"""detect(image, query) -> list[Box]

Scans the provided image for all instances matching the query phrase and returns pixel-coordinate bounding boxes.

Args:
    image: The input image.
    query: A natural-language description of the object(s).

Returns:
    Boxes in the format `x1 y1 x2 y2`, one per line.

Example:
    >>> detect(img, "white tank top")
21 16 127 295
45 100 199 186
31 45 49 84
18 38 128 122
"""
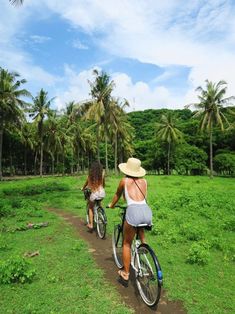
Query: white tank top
124 179 147 206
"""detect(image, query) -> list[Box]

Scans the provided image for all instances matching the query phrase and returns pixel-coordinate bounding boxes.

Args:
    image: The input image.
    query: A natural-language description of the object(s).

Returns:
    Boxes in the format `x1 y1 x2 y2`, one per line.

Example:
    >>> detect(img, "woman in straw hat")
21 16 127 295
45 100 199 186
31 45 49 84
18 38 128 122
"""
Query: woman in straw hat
109 157 152 287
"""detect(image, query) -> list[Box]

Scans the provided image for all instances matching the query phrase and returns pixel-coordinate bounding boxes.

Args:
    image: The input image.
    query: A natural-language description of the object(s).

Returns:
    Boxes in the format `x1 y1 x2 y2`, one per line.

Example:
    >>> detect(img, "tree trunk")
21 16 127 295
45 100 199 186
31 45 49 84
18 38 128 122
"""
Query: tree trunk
9 140 13 177
114 132 118 175
24 148 27 176
167 141 171 175
34 151 38 175
209 128 213 178
62 148 65 176
105 134 109 173
40 138 43 177
97 128 100 162
0 128 3 181
77 146 80 173
51 153 55 176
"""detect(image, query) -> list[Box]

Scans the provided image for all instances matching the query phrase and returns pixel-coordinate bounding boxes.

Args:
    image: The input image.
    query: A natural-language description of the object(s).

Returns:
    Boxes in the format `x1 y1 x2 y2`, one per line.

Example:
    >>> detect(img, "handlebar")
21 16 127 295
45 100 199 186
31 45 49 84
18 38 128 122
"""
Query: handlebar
106 205 127 209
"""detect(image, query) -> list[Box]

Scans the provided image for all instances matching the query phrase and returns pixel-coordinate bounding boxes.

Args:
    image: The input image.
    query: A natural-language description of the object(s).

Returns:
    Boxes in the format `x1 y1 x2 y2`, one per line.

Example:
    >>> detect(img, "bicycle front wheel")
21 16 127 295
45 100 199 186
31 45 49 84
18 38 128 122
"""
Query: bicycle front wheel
112 224 123 269
96 207 106 239
134 243 162 307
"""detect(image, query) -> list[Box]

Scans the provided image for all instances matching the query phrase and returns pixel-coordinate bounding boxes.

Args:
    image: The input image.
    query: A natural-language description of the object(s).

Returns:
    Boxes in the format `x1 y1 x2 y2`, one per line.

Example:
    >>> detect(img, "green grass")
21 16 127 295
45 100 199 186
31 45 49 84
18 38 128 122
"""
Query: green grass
1 175 235 314
0 178 132 314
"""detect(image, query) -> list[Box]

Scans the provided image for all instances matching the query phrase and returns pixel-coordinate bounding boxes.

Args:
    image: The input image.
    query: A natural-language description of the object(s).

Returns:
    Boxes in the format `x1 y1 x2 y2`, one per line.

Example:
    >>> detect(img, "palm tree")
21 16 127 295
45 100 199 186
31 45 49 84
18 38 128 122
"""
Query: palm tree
44 112 63 175
29 89 55 177
109 98 132 173
19 122 34 175
9 0 24 6
86 69 115 171
188 80 235 178
0 68 31 180
155 112 183 175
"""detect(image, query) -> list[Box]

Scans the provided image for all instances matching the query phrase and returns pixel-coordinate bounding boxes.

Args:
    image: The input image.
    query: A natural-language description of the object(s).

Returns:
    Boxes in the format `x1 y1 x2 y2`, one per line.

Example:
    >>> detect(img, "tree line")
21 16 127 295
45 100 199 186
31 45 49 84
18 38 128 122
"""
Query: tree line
0 67 235 180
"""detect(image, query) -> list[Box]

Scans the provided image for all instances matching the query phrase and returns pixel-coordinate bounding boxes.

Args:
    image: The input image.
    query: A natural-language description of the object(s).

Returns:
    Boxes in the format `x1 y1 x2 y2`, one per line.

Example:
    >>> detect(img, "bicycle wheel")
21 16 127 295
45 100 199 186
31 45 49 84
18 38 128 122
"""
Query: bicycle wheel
134 243 162 307
112 224 123 269
96 207 106 239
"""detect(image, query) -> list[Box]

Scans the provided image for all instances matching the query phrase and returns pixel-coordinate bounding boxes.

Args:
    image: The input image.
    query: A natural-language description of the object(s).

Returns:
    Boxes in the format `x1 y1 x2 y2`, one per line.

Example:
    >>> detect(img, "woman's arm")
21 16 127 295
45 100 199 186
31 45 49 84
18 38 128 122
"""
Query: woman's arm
82 177 88 190
109 178 125 208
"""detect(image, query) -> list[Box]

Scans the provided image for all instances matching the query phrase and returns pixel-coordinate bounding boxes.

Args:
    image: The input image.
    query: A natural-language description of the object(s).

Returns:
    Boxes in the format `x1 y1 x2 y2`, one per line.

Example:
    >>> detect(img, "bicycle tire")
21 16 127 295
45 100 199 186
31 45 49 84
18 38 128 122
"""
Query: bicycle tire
112 224 123 269
96 207 106 239
134 243 162 307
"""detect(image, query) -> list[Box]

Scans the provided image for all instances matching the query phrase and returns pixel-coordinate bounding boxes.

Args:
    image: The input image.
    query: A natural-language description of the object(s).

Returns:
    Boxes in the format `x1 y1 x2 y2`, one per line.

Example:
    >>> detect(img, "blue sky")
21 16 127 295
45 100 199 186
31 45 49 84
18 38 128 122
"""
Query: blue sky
1 0 235 111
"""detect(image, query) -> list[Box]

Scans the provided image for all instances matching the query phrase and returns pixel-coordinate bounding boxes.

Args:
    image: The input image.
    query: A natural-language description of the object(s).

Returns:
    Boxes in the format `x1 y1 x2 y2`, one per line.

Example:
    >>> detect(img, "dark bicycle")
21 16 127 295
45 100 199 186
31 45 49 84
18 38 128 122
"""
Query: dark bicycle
112 205 163 307
83 188 107 239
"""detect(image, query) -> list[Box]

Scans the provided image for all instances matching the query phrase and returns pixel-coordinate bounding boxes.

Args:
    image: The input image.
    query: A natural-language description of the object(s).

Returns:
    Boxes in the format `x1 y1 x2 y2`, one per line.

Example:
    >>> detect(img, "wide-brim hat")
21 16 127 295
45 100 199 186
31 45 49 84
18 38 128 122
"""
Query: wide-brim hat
118 158 146 177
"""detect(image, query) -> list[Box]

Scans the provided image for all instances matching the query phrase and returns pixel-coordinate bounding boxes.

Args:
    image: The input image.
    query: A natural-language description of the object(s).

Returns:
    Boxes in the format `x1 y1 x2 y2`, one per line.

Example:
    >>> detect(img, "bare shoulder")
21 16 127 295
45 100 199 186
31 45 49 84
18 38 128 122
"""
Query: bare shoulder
119 178 126 187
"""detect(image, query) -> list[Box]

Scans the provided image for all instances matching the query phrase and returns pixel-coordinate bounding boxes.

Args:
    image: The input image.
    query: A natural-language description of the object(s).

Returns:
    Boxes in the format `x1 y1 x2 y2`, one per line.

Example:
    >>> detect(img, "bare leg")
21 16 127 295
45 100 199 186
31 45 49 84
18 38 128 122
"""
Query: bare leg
139 228 146 244
88 200 94 229
121 221 136 279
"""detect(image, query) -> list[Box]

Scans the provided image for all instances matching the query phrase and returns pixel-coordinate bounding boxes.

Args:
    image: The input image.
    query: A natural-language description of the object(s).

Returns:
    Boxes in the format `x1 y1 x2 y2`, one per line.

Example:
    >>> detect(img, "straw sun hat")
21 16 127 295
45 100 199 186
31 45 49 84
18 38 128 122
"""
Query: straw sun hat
118 158 146 177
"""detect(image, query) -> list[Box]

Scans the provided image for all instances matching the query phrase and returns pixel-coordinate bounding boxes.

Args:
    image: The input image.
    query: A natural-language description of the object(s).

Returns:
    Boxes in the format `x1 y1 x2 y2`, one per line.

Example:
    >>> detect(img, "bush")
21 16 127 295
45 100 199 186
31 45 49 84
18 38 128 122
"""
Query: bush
0 199 13 218
0 256 36 284
180 223 206 241
2 182 70 197
186 242 210 265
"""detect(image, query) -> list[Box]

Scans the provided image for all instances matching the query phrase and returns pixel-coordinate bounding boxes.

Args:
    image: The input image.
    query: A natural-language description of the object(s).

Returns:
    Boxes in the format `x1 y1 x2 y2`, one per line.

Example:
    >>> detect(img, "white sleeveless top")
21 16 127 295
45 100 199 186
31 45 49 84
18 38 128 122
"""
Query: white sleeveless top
124 178 147 206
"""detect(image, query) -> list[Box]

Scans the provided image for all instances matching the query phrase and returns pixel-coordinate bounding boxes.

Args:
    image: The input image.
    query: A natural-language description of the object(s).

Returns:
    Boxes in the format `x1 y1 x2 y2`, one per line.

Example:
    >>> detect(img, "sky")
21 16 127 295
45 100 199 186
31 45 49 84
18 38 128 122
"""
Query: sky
0 0 235 111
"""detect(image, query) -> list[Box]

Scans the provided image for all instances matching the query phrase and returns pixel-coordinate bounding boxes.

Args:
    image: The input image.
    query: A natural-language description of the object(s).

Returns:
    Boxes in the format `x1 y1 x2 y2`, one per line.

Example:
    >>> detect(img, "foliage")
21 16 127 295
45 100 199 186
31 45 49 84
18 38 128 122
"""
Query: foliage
214 153 235 175
186 242 210 265
0 256 36 284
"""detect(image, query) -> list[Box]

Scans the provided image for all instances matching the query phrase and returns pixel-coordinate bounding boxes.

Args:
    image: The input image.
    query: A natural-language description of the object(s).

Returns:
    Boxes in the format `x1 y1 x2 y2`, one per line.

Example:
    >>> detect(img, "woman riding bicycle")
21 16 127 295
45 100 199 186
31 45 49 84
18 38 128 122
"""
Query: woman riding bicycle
109 157 152 286
82 161 105 231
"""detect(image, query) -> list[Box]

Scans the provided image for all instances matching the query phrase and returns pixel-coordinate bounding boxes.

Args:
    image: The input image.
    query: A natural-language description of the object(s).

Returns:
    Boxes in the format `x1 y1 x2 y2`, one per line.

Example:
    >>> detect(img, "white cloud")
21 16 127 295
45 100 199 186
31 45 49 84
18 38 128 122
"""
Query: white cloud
30 35 51 44
1 0 235 109
54 67 182 111
72 39 88 50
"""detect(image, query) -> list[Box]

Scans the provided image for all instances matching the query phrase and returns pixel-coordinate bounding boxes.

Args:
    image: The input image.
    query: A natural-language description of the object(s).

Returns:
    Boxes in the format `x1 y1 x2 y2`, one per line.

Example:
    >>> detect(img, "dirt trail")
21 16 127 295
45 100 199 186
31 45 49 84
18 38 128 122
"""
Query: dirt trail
47 208 186 314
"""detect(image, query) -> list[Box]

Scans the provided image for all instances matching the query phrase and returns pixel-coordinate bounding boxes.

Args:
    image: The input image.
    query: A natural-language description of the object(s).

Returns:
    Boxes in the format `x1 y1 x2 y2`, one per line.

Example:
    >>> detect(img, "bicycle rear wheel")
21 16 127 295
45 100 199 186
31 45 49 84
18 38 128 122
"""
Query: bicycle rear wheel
112 224 123 269
96 207 106 239
134 243 162 307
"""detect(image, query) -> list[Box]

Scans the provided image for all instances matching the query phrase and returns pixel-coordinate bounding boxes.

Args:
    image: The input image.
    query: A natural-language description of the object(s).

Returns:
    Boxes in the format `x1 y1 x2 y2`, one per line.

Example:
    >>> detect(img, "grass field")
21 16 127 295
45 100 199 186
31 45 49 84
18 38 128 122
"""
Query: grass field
0 175 235 314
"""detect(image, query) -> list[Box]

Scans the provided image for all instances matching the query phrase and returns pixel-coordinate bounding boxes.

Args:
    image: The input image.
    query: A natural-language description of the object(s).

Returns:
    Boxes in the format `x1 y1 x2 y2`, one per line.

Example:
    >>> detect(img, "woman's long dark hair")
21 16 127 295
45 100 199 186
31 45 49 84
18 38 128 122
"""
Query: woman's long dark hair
88 161 103 190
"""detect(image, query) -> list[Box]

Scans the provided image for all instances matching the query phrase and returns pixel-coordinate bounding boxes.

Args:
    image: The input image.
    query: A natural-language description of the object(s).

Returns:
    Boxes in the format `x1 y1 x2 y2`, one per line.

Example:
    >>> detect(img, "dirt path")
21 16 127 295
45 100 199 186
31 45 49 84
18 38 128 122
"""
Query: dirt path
47 208 186 314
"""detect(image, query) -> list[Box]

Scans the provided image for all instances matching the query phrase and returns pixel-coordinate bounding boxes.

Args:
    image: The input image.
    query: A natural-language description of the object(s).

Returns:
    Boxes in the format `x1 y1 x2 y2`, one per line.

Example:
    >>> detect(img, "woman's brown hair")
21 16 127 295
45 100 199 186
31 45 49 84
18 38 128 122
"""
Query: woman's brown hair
88 161 103 190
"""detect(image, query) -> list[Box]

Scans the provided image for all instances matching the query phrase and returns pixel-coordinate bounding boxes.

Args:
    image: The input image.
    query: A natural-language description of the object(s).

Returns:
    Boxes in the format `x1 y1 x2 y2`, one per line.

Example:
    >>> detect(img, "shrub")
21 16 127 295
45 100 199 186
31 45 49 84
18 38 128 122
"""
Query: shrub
2 182 70 197
180 223 206 241
0 199 13 218
186 242 210 265
0 256 36 284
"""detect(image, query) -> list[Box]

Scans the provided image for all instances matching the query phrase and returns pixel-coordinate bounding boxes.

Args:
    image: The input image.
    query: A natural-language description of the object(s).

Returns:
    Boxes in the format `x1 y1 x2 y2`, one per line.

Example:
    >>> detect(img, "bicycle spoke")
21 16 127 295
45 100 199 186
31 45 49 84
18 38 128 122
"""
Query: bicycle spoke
135 244 161 307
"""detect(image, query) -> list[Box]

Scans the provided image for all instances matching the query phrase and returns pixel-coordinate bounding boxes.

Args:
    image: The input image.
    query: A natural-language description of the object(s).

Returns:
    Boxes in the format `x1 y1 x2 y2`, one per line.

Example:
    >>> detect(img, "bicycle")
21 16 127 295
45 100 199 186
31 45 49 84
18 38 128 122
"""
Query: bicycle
83 188 107 239
111 205 163 307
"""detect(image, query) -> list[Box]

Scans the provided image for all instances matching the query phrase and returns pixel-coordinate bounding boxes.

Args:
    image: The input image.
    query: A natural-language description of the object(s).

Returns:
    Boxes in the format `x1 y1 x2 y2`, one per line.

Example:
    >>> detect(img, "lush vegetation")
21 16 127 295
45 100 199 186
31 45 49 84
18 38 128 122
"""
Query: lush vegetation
1 67 235 179
0 177 132 314
1 175 234 313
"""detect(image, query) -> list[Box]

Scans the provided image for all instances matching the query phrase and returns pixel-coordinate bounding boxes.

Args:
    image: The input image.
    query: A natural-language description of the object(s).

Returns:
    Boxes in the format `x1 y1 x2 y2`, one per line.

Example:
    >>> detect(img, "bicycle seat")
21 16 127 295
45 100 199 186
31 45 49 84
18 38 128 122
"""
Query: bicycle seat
136 224 152 231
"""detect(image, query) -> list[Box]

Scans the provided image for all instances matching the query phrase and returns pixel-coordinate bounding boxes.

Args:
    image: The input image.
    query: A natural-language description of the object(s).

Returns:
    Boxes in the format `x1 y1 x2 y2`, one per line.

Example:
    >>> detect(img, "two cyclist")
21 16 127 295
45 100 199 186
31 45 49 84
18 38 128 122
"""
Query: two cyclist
82 161 105 231
108 158 152 287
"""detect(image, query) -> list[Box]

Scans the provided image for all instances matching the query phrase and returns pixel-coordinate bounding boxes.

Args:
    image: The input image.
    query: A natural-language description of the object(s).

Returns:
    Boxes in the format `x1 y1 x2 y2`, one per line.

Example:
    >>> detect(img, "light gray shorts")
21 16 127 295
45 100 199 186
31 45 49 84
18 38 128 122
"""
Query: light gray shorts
126 204 152 227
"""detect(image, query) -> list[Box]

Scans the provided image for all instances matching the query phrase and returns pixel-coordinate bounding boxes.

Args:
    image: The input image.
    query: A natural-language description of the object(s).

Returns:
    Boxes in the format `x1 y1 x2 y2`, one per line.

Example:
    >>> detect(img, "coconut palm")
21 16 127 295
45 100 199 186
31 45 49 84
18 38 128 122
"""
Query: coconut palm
86 69 115 171
44 112 63 175
9 0 24 6
109 98 132 173
29 89 55 177
156 113 183 175
19 122 35 175
0 68 31 180
189 80 235 178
